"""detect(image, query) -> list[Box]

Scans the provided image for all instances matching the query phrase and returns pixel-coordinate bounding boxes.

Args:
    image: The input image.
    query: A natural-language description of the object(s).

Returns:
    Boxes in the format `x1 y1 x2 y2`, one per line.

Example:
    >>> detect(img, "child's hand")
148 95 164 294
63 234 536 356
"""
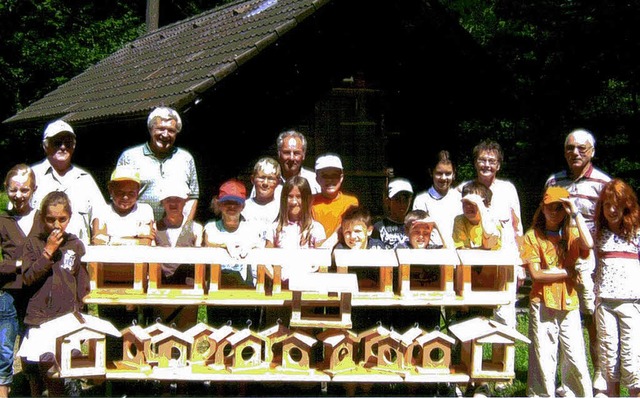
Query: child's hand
45 228 64 254
462 194 487 212
559 198 577 216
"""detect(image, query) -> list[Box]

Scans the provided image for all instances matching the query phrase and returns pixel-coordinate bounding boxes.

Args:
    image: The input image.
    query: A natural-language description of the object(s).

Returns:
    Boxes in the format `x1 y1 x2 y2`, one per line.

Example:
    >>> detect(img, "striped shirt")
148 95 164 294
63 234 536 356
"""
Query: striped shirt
545 164 611 233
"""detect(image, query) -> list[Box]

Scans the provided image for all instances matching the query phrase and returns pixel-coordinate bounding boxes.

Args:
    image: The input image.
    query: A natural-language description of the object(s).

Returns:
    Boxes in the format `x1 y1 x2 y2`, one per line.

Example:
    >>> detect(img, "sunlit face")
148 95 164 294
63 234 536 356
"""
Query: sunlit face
44 203 70 234
45 132 75 170
564 134 593 173
109 180 139 215
342 220 370 249
602 200 623 228
218 200 243 222
408 222 434 249
6 173 35 214
432 162 454 195
252 170 279 202
462 198 481 224
149 118 178 156
162 196 187 218
279 137 305 178
474 150 500 181
542 202 567 230
287 186 303 222
387 192 412 222
316 168 343 199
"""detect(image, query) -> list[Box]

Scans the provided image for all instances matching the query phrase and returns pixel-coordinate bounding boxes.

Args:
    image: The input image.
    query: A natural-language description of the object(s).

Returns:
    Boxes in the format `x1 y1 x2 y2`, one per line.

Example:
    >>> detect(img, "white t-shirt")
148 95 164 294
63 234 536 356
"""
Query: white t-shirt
93 202 154 238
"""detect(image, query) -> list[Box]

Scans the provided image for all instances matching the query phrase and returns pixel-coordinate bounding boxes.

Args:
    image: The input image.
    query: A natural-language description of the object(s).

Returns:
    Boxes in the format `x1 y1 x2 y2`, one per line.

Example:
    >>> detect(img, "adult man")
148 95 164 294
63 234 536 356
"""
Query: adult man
545 128 611 394
251 130 321 200
117 107 199 222
31 120 106 244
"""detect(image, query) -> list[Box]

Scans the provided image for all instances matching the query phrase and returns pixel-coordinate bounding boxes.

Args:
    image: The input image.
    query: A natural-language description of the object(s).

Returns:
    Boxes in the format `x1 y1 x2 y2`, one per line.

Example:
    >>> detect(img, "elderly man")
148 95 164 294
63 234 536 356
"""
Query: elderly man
545 128 611 395
250 130 320 199
31 120 106 244
117 107 199 222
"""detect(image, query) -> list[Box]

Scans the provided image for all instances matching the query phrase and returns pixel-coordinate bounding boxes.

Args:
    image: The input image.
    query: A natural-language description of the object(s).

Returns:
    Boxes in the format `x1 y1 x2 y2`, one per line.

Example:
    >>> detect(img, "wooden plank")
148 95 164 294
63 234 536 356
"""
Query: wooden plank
455 249 522 266
288 273 358 294
333 249 398 267
395 248 460 266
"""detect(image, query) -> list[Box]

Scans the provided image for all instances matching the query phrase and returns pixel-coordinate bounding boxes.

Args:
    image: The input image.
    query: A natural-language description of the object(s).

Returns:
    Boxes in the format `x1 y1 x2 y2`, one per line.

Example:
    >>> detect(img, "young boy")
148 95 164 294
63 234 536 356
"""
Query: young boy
203 179 263 327
372 178 414 249
242 157 282 236
311 153 359 248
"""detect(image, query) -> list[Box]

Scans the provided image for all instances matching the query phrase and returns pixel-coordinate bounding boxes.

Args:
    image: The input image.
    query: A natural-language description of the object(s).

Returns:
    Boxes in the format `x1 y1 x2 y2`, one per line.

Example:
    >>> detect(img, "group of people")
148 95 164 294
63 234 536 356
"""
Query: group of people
0 105 637 398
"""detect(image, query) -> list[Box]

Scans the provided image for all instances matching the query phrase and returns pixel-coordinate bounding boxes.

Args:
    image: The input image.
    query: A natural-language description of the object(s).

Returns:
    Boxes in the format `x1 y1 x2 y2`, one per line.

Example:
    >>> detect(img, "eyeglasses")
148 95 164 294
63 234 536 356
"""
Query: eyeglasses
565 144 592 155
49 137 75 148
476 157 498 166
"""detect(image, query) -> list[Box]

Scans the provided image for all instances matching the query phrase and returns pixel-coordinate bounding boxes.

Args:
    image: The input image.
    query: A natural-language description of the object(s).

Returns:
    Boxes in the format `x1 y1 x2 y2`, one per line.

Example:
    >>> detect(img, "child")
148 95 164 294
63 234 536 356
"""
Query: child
523 186 593 397
91 165 155 246
266 176 326 277
0 164 39 397
203 179 263 327
311 153 359 248
372 178 414 249
153 180 203 330
242 157 282 230
333 205 385 331
90 166 155 327
593 179 640 397
18 191 89 396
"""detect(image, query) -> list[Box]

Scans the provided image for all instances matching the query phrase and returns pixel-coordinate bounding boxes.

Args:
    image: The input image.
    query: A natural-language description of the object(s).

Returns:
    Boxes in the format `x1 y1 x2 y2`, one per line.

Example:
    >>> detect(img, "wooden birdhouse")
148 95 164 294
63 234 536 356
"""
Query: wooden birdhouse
120 324 152 367
226 327 268 372
317 329 360 375
357 323 392 368
281 331 317 372
333 249 397 298
395 248 458 299
39 312 121 378
83 245 148 297
374 325 423 374
146 247 207 297
184 322 218 364
144 323 194 368
210 324 237 370
455 249 520 305
259 320 291 366
414 329 456 374
448 317 530 380
289 273 358 329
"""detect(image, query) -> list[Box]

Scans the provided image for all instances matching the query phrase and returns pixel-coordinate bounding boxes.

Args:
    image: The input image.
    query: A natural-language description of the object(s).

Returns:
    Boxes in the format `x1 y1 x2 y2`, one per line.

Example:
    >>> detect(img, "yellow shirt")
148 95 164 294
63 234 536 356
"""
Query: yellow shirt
452 215 502 250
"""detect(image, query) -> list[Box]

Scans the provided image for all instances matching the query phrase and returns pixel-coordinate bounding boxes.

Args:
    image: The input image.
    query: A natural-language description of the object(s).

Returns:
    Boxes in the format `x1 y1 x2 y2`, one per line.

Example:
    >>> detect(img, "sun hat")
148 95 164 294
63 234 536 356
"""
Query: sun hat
43 120 75 140
315 154 343 171
218 179 247 204
159 180 190 200
388 178 413 198
109 166 140 185
543 186 570 204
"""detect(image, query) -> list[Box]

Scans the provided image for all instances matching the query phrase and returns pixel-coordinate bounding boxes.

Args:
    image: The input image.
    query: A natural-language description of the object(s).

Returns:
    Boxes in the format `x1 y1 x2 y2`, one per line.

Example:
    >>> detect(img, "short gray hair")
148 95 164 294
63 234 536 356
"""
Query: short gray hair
565 128 595 147
276 130 307 153
147 107 182 133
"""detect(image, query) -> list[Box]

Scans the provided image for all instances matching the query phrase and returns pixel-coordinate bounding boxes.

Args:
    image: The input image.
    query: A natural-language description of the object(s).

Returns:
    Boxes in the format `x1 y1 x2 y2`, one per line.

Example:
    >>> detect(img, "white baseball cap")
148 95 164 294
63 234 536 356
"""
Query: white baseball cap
315 154 343 171
43 120 75 140
159 180 190 200
388 178 413 198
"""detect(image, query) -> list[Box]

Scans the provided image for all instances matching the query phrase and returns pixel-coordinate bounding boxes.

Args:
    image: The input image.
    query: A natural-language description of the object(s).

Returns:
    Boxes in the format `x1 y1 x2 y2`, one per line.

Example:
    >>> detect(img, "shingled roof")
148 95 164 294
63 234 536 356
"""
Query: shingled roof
4 0 329 126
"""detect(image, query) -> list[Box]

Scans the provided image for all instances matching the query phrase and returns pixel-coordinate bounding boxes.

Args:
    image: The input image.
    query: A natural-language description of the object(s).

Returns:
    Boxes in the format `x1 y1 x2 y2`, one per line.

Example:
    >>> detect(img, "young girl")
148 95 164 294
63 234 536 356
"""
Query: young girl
523 186 593 397
266 175 326 252
0 164 39 397
18 190 89 396
593 179 640 397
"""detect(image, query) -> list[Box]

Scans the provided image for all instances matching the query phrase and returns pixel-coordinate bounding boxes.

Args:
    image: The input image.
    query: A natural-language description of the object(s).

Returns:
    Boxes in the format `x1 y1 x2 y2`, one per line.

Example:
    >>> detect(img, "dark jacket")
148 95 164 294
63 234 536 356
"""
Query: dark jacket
0 210 41 289
22 231 89 326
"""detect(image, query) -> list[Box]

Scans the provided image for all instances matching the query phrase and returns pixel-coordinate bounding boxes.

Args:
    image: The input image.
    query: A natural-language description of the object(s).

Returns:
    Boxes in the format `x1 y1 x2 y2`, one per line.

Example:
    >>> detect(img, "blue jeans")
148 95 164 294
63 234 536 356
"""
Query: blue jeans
0 291 18 386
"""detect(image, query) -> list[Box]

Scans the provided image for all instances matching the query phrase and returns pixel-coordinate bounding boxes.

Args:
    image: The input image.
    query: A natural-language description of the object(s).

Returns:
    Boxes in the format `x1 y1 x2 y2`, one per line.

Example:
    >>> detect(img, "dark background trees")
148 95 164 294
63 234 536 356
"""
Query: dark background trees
0 0 638 223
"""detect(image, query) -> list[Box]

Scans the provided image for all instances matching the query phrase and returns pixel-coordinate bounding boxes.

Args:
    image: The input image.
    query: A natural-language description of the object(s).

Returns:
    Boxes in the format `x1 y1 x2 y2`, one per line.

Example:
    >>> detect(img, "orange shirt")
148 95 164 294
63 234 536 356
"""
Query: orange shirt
311 192 359 237
521 227 588 311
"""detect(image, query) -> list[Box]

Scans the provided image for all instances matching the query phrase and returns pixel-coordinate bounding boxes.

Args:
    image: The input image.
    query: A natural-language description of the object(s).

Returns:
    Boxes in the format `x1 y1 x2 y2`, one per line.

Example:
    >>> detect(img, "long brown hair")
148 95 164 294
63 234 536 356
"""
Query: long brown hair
595 178 640 242
275 176 315 247
530 190 571 261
